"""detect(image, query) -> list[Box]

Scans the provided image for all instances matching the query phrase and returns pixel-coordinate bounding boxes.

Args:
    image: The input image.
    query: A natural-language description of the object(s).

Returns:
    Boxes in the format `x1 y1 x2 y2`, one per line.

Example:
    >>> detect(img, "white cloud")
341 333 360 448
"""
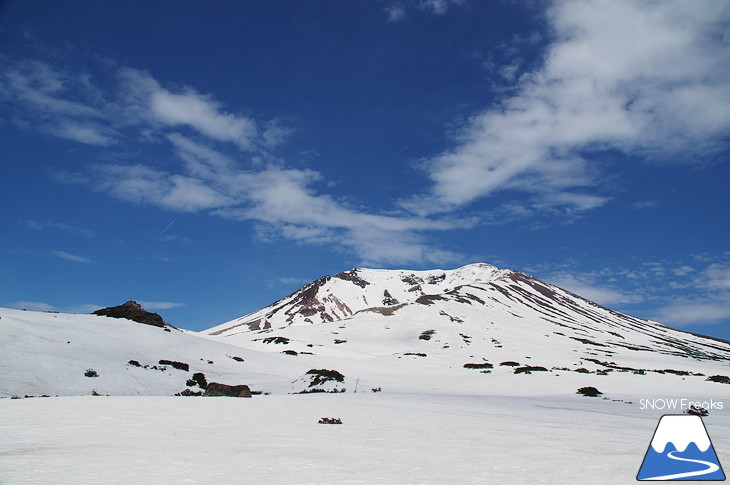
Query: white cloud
385 4 407 22
407 0 730 215
5 301 103 314
51 250 93 264
6 301 58 312
419 0 463 15
137 301 186 311
546 272 642 306
50 124 114 146
672 265 695 277
63 132 467 265
150 90 257 150
652 297 730 326
25 220 95 238
383 0 463 22
701 263 730 291
0 59 118 146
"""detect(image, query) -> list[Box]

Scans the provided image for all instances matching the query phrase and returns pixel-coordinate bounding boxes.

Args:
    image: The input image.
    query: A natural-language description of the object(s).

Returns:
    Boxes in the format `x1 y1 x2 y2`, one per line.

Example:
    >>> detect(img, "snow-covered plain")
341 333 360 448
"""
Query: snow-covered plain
2 264 729 483
4 392 728 484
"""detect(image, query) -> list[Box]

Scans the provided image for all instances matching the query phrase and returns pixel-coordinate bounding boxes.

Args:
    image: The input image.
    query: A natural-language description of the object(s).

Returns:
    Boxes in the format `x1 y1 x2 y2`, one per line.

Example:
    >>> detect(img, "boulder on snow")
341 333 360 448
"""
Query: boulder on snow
204 382 252 398
93 301 175 329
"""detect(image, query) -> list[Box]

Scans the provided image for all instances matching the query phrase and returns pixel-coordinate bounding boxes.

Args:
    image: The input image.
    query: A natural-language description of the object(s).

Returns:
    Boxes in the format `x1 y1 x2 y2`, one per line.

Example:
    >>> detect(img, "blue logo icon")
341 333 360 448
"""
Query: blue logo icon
637 414 725 481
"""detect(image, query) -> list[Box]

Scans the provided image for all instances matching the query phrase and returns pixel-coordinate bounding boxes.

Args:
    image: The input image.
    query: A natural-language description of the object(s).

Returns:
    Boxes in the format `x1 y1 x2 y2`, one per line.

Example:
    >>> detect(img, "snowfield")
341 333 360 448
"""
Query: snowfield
3 392 728 484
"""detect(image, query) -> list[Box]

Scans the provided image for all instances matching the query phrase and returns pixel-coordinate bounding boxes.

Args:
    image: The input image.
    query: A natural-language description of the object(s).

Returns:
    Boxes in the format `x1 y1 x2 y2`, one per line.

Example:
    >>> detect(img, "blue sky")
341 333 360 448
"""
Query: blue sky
2 0 729 338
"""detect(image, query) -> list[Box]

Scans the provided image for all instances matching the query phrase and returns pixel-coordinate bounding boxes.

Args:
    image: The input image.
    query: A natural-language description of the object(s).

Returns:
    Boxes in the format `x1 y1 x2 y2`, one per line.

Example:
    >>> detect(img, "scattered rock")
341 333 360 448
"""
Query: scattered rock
318 417 343 425
204 382 252 398
576 386 603 397
419 330 435 340
514 366 549 374
159 360 189 371
706 375 730 384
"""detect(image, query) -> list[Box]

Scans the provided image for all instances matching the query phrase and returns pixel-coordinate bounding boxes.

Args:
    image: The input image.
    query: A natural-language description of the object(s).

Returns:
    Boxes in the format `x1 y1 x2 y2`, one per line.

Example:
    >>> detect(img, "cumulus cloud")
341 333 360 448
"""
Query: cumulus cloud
405 0 730 215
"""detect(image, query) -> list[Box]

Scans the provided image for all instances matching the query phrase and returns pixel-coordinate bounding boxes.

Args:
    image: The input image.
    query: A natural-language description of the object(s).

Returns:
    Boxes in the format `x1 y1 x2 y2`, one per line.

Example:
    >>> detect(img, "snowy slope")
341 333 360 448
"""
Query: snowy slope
0 307 301 397
202 263 730 396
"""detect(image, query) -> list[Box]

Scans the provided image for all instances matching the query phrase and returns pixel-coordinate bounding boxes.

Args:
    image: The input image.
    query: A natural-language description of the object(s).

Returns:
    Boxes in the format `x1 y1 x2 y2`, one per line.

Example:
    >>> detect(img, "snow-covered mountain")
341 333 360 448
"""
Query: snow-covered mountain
200 263 730 396
2 263 729 398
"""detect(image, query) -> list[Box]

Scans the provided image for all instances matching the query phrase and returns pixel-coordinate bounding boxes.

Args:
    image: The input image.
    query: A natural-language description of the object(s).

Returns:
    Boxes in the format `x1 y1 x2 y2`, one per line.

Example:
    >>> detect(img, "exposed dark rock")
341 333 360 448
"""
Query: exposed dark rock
463 362 493 369
427 274 446 284
204 382 252 398
576 386 603 397
93 301 174 329
514 366 549 374
187 372 207 389
306 369 345 387
707 375 730 384
159 360 189 371
261 336 290 345
318 417 343 424
382 289 399 306
419 329 435 340
177 389 203 396
416 294 446 305
684 405 709 416
335 269 370 288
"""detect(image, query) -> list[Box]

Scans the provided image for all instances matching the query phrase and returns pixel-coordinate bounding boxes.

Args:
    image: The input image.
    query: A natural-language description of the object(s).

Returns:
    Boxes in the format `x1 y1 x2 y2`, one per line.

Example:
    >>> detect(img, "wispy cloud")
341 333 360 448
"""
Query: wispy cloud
403 0 730 216
13 57 465 265
652 297 730 326
546 272 643 306
383 0 464 22
26 220 95 238
0 59 118 146
5 301 101 314
137 300 186 311
532 255 730 329
51 250 93 264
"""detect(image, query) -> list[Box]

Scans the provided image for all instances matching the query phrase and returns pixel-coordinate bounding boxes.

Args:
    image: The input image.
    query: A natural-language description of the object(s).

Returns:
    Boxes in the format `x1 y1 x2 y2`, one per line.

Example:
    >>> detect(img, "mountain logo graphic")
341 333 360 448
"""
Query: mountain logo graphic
637 414 726 481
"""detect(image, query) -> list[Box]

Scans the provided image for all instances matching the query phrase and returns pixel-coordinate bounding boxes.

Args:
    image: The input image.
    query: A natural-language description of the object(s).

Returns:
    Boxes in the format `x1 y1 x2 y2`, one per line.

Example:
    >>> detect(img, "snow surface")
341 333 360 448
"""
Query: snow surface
3 393 728 484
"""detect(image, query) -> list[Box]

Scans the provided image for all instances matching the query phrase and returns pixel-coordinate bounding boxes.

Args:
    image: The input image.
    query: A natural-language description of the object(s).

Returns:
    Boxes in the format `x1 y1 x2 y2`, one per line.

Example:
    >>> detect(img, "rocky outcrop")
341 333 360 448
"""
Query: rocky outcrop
93 301 174 329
